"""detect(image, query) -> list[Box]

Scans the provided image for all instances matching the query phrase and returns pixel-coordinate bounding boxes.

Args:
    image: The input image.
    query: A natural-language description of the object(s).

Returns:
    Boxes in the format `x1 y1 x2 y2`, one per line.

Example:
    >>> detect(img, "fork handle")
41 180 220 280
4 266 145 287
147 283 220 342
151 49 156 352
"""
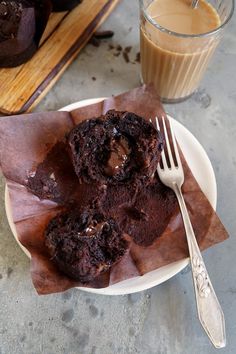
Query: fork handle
174 184 226 348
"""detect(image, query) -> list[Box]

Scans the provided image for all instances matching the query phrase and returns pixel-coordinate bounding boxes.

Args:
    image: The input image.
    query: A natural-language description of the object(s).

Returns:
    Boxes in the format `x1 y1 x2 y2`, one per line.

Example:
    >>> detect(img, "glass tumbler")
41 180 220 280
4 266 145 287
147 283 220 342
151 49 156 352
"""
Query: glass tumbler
140 0 234 102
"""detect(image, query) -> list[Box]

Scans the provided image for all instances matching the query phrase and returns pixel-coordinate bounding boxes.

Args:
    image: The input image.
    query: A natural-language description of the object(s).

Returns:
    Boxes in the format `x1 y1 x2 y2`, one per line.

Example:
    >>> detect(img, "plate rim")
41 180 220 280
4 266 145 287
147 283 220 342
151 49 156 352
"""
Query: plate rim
5 97 217 295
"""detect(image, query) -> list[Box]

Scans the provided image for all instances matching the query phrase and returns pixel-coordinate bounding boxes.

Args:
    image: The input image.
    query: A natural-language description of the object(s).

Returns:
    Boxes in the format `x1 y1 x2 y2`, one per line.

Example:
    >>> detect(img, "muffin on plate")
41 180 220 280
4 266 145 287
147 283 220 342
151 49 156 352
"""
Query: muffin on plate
45 207 128 282
68 110 163 184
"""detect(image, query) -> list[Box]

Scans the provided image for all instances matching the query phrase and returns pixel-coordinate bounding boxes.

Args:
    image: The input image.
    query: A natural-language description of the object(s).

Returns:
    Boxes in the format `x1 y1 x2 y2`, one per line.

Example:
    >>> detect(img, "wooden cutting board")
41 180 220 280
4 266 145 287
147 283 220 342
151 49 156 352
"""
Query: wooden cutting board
0 0 119 115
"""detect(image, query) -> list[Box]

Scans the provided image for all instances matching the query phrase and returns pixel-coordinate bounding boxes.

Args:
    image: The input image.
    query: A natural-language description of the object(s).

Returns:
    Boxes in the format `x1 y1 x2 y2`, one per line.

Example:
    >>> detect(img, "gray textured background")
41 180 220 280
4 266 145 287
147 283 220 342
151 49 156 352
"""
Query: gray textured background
0 1 236 353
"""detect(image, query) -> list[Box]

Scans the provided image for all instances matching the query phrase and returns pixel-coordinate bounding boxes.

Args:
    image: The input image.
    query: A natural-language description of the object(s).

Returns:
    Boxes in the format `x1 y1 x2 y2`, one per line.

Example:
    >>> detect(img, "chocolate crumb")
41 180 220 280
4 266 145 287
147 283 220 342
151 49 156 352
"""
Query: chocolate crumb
89 31 114 48
123 51 130 63
89 36 100 47
135 52 140 63
92 77 96 81
94 30 114 39
110 68 114 73
7 267 13 278
109 44 114 50
116 45 122 51
124 46 132 54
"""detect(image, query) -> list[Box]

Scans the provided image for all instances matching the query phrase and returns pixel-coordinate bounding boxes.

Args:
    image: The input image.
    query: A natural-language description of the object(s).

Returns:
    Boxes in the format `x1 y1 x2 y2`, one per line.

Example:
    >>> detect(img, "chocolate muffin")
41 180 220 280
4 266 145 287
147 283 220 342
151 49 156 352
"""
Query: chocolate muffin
0 0 52 67
51 0 82 12
45 208 128 282
68 110 163 184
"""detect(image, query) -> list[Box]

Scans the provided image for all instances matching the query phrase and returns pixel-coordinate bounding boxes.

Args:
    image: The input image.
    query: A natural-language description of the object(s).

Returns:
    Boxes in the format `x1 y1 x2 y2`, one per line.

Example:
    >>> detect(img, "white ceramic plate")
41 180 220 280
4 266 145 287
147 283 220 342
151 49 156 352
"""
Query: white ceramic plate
5 98 217 295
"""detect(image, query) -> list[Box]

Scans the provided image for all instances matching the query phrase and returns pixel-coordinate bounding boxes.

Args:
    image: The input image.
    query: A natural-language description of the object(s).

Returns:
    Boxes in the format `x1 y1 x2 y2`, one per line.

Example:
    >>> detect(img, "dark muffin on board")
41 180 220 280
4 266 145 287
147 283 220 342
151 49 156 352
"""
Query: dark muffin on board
45 208 128 282
68 110 163 184
0 0 52 67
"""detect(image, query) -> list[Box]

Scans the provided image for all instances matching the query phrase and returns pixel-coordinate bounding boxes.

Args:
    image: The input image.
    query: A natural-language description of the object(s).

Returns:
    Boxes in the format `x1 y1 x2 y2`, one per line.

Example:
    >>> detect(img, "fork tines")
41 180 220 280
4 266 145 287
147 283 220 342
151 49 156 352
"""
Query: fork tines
155 116 182 170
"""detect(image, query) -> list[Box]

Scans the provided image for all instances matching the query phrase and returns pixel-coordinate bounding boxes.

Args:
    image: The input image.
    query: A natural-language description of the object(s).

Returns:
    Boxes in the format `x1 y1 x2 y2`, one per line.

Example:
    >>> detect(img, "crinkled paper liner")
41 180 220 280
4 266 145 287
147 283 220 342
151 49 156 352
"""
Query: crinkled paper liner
0 85 228 294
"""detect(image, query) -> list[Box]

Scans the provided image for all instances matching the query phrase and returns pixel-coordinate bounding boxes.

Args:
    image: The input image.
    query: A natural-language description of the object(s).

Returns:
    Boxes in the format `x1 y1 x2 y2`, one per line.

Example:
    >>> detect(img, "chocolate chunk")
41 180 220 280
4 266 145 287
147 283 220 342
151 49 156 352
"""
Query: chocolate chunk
83 221 106 237
93 30 114 39
104 137 130 177
124 46 132 53
123 51 130 63
89 30 114 48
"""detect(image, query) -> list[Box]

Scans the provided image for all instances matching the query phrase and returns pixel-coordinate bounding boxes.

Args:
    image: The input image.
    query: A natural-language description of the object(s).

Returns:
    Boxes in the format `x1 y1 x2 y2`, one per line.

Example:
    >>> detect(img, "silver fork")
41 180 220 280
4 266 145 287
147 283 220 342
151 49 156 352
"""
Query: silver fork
154 116 226 348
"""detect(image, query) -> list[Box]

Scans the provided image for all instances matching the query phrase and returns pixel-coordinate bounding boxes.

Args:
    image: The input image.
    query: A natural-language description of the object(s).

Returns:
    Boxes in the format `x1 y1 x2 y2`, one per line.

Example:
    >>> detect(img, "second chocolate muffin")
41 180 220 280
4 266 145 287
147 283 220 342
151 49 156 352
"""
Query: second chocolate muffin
68 110 163 184
45 208 128 282
0 0 52 67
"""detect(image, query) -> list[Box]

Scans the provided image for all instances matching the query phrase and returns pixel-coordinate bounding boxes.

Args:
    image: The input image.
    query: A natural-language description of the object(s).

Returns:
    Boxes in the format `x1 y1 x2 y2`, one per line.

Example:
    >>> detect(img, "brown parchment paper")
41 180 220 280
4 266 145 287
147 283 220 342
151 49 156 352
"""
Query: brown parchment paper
0 85 228 295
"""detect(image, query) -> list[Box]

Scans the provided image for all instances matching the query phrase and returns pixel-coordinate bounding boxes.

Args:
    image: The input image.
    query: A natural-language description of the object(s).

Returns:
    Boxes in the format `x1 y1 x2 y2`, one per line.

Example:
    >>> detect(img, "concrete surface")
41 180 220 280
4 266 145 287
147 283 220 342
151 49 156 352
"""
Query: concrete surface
0 1 236 353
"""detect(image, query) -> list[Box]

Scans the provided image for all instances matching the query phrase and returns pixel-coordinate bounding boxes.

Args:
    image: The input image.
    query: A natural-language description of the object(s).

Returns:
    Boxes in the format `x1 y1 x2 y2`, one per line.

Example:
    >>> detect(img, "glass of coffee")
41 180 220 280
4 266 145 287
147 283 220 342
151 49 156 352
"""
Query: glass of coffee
140 0 234 102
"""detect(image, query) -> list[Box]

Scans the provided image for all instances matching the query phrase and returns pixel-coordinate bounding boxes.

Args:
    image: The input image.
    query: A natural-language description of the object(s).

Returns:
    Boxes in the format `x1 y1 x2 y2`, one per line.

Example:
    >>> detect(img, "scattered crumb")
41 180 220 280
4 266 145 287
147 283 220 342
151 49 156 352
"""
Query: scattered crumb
110 68 114 73
89 31 114 47
135 52 140 63
92 77 96 81
89 36 100 47
94 30 114 39
116 44 122 51
123 51 130 63
128 27 132 32
7 267 13 278
107 43 139 64
124 46 132 53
